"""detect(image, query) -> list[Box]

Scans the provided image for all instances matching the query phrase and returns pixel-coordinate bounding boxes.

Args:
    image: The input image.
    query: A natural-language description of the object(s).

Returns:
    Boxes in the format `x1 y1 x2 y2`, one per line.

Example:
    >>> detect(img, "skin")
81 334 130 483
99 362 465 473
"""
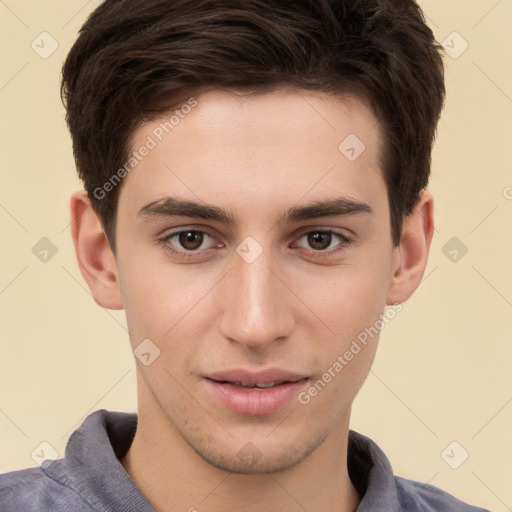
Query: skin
70 87 433 512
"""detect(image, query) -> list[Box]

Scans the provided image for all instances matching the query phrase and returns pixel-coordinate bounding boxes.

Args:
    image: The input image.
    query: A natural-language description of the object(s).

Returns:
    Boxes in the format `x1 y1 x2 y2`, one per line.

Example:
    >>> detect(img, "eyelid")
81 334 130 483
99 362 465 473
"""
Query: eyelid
293 224 356 239
158 226 353 258
159 227 221 254
291 229 352 255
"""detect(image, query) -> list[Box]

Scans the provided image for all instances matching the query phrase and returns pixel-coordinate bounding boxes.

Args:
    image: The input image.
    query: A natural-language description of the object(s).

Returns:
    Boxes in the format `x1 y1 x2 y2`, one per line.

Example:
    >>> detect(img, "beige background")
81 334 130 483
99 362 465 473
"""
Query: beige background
1 1 511 510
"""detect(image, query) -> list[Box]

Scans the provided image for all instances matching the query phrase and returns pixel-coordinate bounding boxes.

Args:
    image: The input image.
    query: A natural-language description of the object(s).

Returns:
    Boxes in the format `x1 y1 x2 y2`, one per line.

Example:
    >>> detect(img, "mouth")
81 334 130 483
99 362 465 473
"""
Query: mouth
209 379 299 388
203 369 309 416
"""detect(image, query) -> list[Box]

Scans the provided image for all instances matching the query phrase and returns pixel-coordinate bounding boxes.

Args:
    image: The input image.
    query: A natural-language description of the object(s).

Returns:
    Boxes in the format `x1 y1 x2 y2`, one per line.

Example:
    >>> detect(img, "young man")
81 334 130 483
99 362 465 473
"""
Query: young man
0 1 490 511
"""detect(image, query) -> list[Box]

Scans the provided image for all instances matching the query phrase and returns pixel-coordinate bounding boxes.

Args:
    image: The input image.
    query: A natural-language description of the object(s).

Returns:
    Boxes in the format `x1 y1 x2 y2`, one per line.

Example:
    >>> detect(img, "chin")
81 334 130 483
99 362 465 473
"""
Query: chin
184 427 330 475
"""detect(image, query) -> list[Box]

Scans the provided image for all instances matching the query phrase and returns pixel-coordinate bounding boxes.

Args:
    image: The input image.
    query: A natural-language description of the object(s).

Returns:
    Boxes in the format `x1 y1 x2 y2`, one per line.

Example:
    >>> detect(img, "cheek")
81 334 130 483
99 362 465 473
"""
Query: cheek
296 270 387 411
297 255 391 343
117 227 393 363
117 251 219 352
291 251 392 398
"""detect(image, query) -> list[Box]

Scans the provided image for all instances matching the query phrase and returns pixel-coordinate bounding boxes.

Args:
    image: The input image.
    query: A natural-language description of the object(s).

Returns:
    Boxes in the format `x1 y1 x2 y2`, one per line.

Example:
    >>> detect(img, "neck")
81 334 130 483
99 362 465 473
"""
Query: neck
121 383 360 512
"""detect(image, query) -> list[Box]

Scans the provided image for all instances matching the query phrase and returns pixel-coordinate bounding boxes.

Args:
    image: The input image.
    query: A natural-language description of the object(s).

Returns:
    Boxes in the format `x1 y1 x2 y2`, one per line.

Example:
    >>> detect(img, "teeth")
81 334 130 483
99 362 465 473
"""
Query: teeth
227 380 285 388
251 381 285 388
255 381 278 388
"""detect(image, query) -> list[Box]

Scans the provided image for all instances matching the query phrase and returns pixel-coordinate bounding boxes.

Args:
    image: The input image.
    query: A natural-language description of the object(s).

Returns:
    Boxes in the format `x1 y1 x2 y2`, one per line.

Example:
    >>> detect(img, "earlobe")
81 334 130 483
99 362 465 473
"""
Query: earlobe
386 190 434 305
70 190 124 310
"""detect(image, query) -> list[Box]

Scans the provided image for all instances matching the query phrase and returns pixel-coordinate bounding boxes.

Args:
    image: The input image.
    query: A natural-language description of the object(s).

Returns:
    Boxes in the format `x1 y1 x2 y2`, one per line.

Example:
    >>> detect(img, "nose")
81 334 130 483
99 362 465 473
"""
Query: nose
218 245 295 352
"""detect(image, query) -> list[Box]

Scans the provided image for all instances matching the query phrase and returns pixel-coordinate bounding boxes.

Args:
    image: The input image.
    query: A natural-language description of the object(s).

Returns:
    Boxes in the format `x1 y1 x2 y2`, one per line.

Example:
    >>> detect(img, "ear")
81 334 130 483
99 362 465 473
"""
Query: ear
70 190 124 310
386 190 434 305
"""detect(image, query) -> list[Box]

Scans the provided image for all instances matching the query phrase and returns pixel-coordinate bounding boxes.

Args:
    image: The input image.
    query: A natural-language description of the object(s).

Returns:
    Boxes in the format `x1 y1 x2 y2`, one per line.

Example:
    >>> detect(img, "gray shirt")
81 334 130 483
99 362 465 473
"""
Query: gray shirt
0 409 490 511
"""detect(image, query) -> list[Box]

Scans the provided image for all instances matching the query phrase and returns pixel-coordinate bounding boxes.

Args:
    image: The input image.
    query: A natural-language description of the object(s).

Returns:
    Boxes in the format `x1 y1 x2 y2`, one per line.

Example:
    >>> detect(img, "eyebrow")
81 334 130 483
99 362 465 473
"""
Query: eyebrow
137 196 372 225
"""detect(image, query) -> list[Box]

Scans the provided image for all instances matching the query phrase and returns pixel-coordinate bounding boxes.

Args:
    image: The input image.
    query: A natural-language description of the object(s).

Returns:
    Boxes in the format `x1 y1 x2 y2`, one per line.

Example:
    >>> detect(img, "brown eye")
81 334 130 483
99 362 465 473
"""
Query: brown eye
159 229 218 257
294 229 352 257
307 232 333 250
177 231 204 250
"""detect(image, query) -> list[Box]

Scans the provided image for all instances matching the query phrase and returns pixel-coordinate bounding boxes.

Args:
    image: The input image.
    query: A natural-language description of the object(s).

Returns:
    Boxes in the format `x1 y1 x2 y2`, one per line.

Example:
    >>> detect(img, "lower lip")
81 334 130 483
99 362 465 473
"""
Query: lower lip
204 378 309 416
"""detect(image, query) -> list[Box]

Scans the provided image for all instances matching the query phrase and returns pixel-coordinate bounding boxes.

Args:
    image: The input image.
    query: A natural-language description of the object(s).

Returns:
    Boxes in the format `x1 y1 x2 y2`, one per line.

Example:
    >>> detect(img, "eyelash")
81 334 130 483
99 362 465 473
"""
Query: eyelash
158 228 353 259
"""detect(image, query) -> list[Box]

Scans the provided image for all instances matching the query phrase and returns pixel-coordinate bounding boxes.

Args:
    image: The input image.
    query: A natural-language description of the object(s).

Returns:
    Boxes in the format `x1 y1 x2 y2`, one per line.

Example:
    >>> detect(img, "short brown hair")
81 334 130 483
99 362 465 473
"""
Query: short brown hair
61 0 445 252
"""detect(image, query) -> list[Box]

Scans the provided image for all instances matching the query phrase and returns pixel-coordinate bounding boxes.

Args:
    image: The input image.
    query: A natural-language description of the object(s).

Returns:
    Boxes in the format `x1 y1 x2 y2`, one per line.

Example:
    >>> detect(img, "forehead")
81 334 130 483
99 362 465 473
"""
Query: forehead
119 87 385 221
136 87 381 151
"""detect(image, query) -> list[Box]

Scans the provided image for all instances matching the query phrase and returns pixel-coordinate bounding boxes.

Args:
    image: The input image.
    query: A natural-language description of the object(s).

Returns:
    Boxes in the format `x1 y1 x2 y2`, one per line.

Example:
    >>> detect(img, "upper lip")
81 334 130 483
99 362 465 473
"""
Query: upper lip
205 369 308 385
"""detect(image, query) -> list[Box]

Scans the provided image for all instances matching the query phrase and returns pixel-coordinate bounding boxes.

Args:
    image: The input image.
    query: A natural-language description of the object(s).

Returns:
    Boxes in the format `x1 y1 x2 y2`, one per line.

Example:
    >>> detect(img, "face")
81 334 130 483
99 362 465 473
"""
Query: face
113 88 400 473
